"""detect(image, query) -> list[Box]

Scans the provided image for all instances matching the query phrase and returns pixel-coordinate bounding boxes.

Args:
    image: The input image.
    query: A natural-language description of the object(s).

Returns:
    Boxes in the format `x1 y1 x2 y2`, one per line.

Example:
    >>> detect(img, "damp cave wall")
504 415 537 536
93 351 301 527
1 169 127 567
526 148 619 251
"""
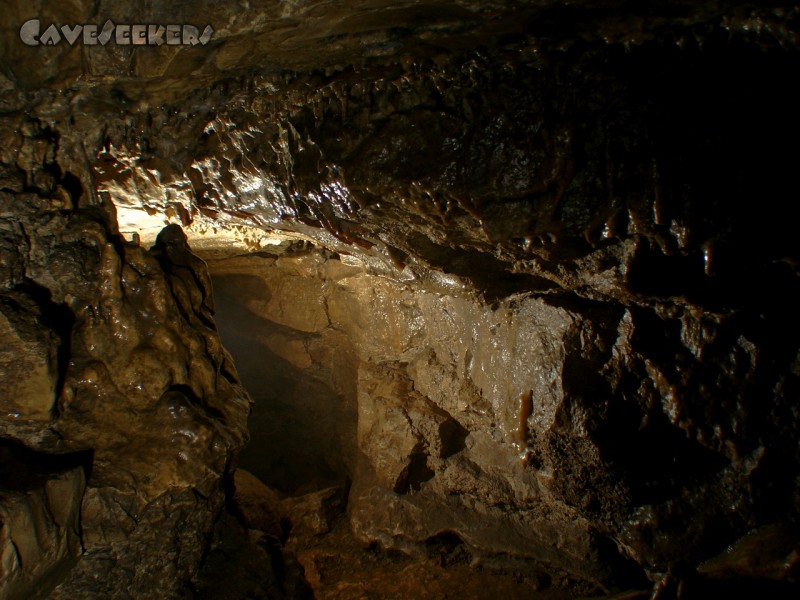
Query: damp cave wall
1 0 800 597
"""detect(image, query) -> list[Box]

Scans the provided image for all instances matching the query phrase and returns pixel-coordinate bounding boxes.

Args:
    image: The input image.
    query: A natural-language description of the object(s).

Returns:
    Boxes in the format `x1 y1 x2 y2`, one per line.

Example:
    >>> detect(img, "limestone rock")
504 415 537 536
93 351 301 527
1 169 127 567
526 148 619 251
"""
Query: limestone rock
0 295 59 423
1 0 800 596
282 487 347 538
0 443 86 600
357 361 466 494
698 524 800 583
207 234 800 592
0 119 251 599
232 469 283 539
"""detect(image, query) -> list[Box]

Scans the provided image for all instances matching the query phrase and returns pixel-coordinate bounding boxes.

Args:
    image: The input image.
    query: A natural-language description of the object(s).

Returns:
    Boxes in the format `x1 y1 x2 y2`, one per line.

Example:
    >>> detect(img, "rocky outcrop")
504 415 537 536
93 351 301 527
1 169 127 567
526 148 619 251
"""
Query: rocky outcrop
0 119 251 597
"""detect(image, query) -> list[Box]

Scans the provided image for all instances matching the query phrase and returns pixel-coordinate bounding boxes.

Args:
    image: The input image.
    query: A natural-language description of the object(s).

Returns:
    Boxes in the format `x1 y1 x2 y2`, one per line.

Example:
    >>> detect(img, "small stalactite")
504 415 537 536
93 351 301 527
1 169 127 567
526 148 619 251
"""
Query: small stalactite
511 389 534 463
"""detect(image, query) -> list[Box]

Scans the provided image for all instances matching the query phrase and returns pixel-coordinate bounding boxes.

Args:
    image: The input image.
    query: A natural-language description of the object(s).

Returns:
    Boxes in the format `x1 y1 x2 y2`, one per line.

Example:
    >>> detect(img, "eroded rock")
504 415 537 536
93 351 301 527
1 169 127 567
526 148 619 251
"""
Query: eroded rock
0 295 60 423
282 486 347 538
207 242 799 595
232 469 284 539
0 118 251 598
0 442 86 600
358 361 466 494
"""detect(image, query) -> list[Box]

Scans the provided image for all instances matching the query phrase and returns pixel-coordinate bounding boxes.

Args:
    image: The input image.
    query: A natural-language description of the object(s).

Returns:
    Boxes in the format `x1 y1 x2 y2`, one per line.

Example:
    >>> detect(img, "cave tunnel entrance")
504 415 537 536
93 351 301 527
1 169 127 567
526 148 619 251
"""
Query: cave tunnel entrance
207 251 358 496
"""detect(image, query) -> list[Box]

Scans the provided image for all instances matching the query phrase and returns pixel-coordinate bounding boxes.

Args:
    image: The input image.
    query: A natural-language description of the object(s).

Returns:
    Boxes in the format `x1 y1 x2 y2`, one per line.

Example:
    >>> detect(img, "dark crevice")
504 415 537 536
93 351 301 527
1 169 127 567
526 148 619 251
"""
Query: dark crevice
394 449 435 494
404 231 560 300
58 172 84 206
594 533 651 592
0 437 92 492
439 418 469 460
425 531 472 567
11 280 75 419
596 401 732 507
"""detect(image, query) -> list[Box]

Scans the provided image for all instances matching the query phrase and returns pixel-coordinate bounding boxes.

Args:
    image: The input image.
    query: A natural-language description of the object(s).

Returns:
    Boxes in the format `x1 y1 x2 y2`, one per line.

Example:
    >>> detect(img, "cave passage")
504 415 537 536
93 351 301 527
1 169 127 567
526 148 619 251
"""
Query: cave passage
210 268 356 495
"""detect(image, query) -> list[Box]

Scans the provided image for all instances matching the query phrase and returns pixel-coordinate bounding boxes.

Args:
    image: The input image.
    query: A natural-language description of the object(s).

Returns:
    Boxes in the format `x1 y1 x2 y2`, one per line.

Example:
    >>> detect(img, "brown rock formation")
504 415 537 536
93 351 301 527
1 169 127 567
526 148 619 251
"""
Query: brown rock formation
0 119 251 598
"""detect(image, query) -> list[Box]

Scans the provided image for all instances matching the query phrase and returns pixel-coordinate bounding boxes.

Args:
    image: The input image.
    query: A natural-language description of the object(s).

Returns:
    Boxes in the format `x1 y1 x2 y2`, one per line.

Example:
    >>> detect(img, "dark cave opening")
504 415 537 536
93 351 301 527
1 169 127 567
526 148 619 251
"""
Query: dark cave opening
209 267 357 495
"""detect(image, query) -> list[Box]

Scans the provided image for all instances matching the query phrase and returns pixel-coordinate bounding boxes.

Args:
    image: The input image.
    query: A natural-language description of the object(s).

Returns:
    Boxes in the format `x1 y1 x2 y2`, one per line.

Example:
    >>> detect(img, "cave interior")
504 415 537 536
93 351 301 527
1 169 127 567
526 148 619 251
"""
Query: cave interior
1 1 800 599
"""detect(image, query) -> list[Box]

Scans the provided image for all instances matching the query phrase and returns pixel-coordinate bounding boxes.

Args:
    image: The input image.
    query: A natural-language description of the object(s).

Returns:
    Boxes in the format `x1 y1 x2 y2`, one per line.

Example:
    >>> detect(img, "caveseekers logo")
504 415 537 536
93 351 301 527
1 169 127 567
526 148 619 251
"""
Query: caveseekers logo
20 19 214 46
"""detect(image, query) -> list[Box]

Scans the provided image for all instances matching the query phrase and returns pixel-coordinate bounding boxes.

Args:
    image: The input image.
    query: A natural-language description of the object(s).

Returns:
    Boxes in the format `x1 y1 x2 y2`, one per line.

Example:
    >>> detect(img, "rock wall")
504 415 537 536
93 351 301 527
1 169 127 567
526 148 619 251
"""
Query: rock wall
207 244 800 593
0 442 85 600
0 119 251 598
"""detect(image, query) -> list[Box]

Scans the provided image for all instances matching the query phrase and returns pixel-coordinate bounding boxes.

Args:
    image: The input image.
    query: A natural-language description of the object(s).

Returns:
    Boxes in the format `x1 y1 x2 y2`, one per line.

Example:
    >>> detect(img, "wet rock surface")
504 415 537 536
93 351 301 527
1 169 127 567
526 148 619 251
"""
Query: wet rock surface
0 441 85 600
208 246 800 596
0 121 251 596
1 0 800 597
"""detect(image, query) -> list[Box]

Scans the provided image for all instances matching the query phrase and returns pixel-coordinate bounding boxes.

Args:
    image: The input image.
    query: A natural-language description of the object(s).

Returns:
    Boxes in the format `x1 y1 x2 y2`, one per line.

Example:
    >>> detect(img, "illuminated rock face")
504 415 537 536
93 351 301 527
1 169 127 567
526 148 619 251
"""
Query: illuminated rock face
207 245 799 591
2 0 800 597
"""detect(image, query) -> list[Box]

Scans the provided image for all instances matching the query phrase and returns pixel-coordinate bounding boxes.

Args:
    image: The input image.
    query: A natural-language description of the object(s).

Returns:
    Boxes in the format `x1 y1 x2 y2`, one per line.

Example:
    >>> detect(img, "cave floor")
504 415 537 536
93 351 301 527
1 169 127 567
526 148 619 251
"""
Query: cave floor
195 503 617 600
290 519 574 600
